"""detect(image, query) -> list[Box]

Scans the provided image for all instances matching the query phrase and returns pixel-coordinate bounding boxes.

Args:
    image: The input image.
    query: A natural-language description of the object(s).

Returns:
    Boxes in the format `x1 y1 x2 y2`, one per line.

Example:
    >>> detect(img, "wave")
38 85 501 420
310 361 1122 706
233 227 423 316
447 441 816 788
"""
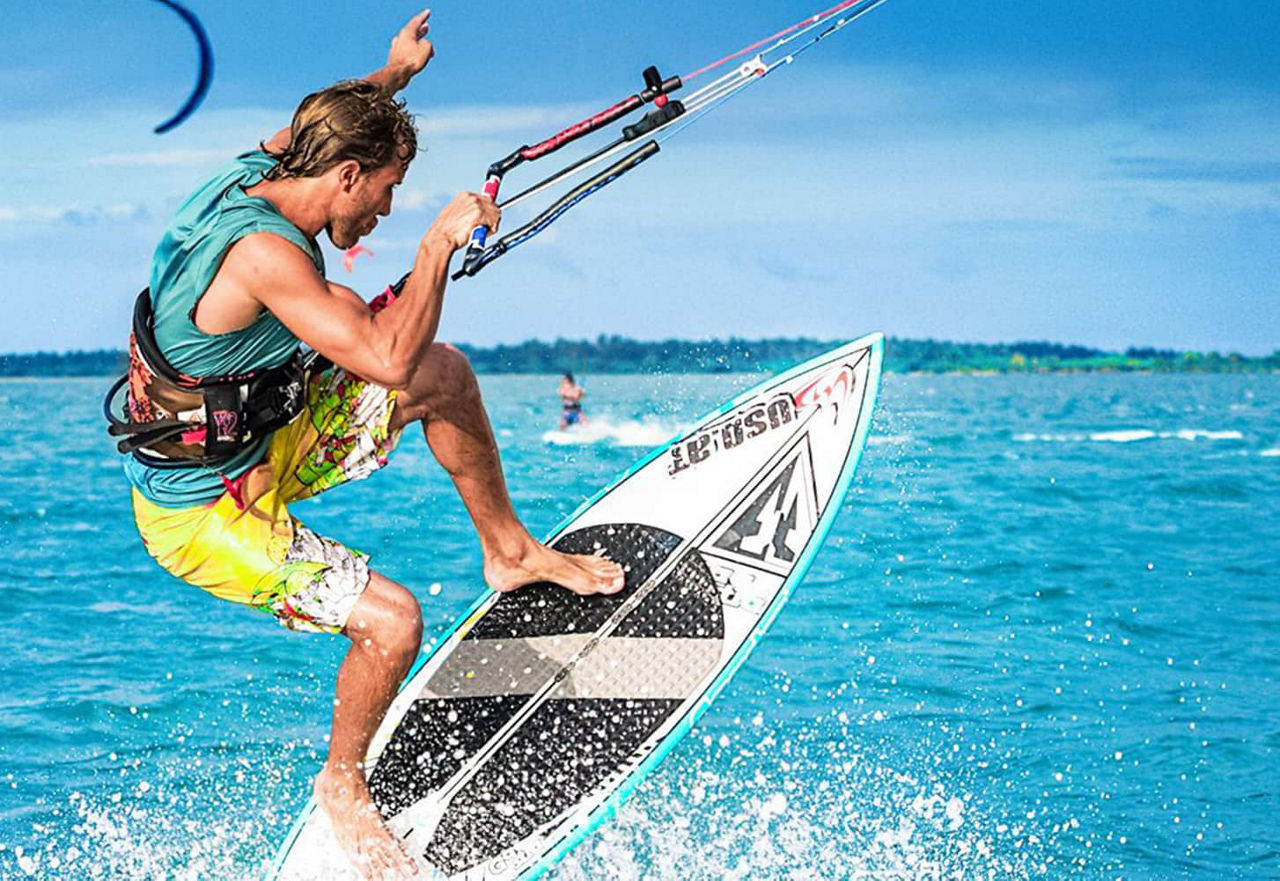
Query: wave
1014 429 1245 444
542 416 680 448
88 601 175 616
1262 448 1280 458
1167 429 1244 441
868 434 912 447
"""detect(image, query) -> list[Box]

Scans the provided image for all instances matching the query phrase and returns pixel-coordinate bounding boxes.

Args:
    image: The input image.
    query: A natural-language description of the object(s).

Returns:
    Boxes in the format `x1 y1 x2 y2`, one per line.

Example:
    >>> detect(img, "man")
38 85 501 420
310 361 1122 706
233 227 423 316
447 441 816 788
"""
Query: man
557 371 587 429
112 11 624 879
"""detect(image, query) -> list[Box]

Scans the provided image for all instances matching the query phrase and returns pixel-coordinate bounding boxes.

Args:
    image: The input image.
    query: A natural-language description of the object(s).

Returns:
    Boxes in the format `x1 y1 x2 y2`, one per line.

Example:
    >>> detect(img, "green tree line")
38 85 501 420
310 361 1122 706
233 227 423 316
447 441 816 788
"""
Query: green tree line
3 338 1278 378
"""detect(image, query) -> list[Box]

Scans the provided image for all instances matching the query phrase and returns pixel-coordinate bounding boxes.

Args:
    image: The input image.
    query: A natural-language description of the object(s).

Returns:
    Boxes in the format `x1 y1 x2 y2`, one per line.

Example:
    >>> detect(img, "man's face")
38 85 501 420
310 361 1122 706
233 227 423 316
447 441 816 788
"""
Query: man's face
327 158 406 250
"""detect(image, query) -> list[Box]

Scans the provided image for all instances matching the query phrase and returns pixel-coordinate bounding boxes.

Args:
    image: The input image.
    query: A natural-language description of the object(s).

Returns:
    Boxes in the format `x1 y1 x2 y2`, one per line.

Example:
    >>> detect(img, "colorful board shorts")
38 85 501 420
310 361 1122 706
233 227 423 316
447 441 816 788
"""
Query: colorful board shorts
132 365 402 634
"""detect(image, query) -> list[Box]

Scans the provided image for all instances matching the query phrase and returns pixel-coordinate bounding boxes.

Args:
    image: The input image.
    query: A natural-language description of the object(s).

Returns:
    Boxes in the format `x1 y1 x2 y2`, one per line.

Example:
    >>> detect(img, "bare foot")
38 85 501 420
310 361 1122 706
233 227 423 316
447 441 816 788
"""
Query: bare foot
315 766 418 880
484 539 625 596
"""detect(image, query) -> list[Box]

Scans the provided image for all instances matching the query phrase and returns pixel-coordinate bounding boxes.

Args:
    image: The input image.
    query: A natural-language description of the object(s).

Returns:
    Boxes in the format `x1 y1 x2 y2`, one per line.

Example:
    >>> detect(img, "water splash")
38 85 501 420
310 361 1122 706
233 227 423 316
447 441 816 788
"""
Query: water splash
2 715 1072 880
3 789 274 879
542 415 681 448
555 721 1057 880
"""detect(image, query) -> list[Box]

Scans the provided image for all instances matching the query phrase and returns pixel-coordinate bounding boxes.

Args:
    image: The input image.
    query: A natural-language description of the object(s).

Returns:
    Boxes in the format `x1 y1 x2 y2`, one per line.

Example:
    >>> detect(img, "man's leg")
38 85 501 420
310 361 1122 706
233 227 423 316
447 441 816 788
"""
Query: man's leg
390 344 624 595
314 572 423 879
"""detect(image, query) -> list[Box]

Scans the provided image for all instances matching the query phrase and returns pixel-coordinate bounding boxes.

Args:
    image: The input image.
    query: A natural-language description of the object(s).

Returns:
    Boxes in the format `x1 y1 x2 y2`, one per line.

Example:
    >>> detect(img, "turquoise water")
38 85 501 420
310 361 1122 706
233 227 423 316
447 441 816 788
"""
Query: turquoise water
1 372 1277 879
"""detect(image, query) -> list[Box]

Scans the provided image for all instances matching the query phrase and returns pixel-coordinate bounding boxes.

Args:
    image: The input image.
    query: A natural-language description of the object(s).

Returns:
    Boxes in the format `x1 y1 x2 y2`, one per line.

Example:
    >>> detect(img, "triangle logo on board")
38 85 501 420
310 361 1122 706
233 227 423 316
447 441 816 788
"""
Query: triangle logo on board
705 438 819 576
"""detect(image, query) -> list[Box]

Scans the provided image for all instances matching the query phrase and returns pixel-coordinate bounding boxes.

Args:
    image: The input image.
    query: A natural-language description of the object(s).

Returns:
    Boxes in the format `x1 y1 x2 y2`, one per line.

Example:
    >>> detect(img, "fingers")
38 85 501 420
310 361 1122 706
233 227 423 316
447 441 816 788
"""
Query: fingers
477 197 501 236
461 190 500 234
429 192 503 250
388 9 434 81
407 8 431 39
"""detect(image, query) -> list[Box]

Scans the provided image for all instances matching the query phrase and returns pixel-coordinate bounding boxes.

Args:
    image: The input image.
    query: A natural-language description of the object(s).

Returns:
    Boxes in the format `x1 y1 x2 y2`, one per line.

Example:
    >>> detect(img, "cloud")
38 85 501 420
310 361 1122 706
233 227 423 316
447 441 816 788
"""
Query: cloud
87 149 232 168
0 202 150 226
5 60 1279 353
389 189 452 212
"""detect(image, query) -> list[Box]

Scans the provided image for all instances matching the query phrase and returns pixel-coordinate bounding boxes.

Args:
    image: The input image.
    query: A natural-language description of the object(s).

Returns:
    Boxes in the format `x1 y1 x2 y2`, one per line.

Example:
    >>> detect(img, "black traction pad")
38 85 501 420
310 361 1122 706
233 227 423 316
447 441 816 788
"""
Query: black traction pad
422 696 680 874
371 523 726 872
466 523 687 640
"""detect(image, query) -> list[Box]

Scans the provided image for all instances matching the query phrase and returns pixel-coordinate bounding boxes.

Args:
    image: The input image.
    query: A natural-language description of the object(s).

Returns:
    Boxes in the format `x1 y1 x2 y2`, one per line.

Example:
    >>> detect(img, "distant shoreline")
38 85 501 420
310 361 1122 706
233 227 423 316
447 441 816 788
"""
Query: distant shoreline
3 337 1278 378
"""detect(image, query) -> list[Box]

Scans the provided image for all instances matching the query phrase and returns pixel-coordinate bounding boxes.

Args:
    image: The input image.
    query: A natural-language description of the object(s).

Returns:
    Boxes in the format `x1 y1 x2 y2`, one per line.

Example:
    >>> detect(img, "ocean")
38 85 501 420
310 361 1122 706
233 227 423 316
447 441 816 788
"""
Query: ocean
0 371 1276 879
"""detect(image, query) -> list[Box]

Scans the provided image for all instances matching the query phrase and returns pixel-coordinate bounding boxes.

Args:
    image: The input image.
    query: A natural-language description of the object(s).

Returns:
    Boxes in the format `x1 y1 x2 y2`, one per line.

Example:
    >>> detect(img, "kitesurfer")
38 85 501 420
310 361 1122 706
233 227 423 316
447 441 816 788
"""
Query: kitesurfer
558 372 587 429
108 10 623 879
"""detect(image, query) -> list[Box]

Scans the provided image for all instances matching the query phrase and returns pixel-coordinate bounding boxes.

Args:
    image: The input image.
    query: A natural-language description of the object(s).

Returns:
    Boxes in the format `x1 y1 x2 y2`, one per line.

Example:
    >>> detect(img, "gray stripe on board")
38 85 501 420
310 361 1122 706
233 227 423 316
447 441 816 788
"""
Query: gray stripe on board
423 635 723 701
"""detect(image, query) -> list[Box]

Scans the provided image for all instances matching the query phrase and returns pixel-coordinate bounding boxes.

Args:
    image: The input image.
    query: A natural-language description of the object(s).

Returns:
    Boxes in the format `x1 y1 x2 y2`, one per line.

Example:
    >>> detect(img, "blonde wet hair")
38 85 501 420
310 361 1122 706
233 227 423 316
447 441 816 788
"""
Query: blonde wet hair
264 80 418 180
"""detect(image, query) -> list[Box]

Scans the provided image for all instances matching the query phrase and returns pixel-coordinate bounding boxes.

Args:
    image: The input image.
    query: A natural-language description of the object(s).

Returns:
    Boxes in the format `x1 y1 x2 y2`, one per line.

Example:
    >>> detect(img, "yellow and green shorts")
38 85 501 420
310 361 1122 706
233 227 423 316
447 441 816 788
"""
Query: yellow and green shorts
132 365 402 634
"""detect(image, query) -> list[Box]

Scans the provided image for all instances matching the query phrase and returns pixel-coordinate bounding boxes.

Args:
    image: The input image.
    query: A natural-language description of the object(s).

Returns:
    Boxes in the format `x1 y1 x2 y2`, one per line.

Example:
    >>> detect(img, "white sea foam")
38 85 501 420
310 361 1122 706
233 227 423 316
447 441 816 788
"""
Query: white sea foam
1089 429 1157 443
1262 448 1280 458
1169 429 1244 441
87 601 172 616
1014 428 1245 445
542 416 679 448
869 434 912 446
1013 432 1077 443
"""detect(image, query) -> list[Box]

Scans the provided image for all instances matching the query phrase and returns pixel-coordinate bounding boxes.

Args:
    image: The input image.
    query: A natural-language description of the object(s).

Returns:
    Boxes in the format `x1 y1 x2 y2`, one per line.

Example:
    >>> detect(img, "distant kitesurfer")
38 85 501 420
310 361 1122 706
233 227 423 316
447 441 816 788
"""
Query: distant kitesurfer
105 10 623 879
558 372 587 429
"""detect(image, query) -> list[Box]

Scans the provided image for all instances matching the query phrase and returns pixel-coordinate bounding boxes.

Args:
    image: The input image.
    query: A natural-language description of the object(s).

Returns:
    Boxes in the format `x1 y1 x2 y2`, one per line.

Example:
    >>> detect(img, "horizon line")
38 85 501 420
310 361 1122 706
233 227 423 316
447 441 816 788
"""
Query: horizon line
2 334 1278 360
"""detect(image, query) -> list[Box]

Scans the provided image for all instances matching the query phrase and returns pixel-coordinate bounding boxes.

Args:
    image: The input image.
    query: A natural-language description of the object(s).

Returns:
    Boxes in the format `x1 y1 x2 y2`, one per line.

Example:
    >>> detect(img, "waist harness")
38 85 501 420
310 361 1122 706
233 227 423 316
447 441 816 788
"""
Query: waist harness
103 289 309 469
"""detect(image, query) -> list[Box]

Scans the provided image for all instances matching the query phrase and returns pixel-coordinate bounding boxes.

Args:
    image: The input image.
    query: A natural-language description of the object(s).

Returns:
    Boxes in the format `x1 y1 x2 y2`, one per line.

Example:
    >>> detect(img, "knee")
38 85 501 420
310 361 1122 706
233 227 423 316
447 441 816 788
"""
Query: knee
425 343 479 404
351 585 422 661
385 597 423 660
395 344 482 426
387 594 423 655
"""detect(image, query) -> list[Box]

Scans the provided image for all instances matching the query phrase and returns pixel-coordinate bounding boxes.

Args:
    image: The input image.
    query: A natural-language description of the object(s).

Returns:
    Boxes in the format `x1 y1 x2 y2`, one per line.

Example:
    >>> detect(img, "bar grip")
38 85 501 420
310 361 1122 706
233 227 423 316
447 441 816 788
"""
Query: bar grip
461 174 503 276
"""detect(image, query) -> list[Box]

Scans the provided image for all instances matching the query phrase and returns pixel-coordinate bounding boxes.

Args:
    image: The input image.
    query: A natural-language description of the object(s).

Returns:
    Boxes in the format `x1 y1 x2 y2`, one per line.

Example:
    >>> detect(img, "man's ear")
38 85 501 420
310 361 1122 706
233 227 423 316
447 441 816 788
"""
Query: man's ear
335 159 363 192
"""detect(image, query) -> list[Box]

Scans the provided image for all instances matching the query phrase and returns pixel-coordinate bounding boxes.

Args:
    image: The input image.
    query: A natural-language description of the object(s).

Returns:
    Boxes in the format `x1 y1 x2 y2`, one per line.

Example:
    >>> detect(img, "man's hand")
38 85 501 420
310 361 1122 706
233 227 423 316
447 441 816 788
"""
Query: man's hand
385 10 435 90
425 192 502 252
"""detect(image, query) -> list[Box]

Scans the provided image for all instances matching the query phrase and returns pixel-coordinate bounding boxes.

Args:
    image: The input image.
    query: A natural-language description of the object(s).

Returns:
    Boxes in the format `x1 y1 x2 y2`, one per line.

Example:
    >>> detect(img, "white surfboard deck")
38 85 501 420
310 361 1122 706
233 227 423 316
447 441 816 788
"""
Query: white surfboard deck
272 334 884 880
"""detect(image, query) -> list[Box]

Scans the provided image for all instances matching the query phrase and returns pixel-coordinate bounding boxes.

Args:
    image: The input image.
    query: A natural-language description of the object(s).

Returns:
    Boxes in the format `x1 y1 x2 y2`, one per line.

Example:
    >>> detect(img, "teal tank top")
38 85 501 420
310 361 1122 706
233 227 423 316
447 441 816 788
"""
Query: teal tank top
124 151 326 507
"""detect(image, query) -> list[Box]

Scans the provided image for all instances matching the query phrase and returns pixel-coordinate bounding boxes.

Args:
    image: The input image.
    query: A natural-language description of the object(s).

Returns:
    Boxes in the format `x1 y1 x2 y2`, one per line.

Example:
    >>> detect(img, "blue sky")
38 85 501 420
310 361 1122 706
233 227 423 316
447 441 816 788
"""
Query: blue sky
2 1 1278 353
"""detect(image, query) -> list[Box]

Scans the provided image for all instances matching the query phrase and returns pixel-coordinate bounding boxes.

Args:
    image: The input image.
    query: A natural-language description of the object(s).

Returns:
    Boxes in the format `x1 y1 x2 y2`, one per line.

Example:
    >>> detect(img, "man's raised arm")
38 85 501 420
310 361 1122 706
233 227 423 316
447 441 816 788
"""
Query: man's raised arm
261 9 435 154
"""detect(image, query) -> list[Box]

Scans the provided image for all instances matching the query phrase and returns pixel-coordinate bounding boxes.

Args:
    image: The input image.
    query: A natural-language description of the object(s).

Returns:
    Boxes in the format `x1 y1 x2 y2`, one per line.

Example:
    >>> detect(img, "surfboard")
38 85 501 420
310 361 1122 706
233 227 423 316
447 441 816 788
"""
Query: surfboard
271 334 884 880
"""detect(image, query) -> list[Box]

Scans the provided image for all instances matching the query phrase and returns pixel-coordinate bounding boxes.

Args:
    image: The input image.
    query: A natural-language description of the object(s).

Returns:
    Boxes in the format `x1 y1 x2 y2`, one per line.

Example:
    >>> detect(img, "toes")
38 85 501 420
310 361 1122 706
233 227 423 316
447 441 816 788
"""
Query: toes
597 567 626 593
588 570 625 596
569 555 624 593
368 840 416 880
576 552 623 577
587 559 624 591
